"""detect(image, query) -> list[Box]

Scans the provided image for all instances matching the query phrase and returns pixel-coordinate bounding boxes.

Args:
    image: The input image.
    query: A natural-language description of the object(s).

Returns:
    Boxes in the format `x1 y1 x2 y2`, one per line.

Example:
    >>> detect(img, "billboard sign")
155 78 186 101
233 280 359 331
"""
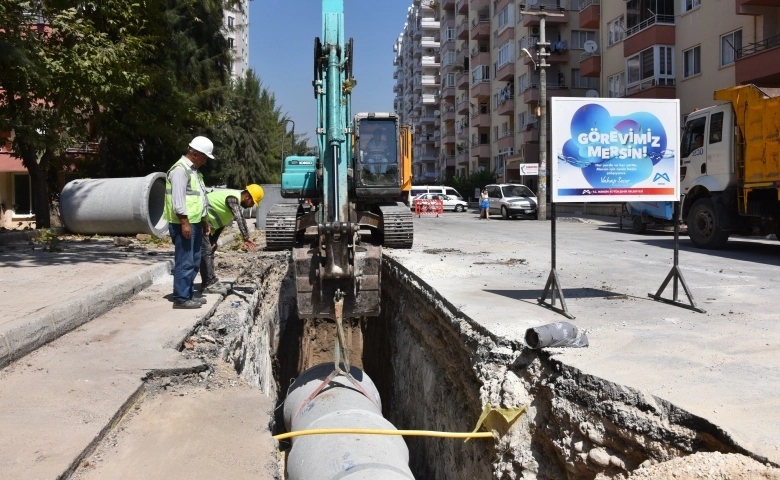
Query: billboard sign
551 98 680 203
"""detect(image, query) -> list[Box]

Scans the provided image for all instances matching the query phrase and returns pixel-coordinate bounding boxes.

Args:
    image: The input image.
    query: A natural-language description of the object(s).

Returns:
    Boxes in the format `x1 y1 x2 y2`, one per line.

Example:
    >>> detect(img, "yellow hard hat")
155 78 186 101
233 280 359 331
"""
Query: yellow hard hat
246 184 264 206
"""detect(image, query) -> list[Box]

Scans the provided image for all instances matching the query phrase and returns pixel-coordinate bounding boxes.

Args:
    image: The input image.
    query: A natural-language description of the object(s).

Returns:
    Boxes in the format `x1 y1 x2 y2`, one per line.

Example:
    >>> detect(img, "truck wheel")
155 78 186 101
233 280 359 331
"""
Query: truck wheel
632 216 647 234
501 206 509 219
687 198 730 249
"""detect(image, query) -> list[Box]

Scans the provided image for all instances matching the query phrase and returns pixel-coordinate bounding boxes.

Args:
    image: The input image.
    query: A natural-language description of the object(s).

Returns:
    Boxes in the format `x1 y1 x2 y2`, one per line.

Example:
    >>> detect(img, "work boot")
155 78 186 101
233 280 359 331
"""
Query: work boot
173 300 202 309
192 297 207 304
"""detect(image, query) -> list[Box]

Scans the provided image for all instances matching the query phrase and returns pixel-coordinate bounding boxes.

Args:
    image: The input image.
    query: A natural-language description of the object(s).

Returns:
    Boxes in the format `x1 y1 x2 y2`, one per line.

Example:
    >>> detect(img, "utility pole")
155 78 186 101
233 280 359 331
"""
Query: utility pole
519 4 564 221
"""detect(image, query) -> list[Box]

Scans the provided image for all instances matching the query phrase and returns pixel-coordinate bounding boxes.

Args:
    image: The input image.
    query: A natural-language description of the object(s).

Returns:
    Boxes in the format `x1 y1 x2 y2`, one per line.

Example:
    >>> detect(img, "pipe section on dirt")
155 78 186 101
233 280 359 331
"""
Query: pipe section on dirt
283 363 414 480
60 172 168 236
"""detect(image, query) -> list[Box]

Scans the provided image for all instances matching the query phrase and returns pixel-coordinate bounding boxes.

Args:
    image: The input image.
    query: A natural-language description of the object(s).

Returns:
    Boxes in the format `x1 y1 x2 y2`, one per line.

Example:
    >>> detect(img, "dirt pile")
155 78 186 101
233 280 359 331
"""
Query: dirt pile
595 452 780 479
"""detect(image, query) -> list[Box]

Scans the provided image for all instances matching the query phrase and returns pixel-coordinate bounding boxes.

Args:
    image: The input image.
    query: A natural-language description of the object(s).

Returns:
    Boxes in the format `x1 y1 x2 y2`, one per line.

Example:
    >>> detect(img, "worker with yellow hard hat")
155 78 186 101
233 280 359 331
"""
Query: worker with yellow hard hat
199 184 264 294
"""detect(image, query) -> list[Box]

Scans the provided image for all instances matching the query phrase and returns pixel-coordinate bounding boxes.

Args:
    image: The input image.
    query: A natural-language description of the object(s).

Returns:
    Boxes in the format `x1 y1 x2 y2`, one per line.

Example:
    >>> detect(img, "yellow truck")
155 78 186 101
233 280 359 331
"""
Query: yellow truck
680 84 780 248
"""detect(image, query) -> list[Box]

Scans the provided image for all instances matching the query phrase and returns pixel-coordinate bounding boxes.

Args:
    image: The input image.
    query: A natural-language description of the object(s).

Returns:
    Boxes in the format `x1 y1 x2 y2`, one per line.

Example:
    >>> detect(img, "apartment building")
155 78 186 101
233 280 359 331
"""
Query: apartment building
395 0 780 191
224 0 249 79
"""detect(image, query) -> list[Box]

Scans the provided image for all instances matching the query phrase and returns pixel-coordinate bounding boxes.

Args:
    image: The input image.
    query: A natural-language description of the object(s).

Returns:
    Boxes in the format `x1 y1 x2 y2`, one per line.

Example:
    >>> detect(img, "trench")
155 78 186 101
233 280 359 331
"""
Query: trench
215 253 762 480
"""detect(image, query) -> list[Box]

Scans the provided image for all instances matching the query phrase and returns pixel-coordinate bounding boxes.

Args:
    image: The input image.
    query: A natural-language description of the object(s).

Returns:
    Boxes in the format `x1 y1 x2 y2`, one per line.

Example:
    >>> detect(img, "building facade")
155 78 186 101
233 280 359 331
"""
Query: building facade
224 0 249 79
394 0 780 193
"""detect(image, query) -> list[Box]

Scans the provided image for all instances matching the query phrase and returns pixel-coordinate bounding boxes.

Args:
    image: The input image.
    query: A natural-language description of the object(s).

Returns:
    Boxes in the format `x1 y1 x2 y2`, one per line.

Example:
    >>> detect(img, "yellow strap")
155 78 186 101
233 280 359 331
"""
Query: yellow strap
273 428 494 441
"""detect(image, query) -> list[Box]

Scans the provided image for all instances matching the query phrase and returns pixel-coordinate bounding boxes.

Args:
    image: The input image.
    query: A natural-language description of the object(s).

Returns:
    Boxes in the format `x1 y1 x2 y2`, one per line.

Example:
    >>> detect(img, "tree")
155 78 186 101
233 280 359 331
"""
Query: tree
0 0 163 227
443 169 498 201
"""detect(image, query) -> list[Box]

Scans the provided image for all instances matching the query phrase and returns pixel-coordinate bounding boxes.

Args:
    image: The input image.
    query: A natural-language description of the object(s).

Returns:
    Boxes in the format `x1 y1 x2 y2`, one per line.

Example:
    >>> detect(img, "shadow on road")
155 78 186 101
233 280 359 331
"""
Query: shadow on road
485 287 626 302
0 242 173 269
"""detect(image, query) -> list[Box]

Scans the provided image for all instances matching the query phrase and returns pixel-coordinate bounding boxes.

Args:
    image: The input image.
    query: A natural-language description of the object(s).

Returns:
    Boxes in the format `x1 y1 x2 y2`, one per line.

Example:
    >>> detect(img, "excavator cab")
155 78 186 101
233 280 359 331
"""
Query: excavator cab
353 114 401 197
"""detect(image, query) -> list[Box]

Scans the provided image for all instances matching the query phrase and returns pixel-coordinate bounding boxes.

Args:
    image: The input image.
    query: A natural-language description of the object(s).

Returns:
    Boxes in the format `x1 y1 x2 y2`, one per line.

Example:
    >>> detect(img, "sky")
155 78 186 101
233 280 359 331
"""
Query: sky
249 0 412 146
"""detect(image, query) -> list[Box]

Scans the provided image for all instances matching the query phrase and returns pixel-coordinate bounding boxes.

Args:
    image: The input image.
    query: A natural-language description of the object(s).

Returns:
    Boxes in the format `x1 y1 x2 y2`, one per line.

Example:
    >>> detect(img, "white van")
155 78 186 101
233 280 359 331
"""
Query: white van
409 185 464 201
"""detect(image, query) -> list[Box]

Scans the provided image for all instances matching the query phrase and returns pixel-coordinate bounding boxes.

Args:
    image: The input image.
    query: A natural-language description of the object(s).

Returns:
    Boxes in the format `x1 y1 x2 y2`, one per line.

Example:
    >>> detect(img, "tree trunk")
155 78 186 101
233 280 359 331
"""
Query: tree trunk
20 151 51 229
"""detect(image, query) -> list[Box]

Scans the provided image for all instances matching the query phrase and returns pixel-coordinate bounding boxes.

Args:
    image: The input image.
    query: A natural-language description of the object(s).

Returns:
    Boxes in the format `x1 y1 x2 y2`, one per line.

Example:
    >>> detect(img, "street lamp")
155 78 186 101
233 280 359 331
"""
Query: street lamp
519 4 563 221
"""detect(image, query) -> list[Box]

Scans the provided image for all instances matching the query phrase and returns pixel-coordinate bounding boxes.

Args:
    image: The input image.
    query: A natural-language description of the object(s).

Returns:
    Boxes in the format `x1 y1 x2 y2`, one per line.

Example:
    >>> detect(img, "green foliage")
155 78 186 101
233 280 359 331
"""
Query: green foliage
443 170 498 201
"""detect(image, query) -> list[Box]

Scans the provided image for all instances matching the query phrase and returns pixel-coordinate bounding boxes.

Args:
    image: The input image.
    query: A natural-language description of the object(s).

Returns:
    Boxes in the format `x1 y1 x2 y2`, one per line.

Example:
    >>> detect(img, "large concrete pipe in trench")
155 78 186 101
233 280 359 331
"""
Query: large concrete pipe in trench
283 363 414 480
60 173 168 236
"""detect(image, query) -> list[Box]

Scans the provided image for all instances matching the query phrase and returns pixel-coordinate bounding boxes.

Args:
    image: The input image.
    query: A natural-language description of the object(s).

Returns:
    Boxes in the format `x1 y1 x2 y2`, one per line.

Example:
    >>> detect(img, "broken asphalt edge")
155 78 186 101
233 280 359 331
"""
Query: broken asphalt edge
0 259 174 370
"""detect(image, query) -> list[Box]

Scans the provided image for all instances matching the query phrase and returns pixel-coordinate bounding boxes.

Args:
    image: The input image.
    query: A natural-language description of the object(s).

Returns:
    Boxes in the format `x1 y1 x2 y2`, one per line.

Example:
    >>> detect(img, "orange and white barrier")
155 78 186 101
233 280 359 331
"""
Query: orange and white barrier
415 199 444 217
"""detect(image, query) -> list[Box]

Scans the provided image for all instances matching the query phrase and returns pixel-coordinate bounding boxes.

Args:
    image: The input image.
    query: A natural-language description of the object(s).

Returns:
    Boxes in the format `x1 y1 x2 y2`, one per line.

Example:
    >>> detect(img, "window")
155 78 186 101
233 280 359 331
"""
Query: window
608 16 624 46
572 69 597 89
709 112 724 144
571 30 596 50
683 46 701 78
626 45 674 87
682 0 701 12
608 72 625 98
518 73 528 92
498 41 514 67
442 27 455 42
13 174 32 216
497 4 514 30
721 30 742 67
228 37 234 49
493 126 499 141
444 73 456 88
443 51 456 66
227 16 234 28
518 111 527 131
472 65 490 83
681 116 706 158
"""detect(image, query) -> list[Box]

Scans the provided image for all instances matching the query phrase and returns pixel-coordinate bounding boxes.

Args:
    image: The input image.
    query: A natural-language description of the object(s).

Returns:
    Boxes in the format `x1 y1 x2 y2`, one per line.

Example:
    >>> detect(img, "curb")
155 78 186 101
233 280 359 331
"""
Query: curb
0 259 173 370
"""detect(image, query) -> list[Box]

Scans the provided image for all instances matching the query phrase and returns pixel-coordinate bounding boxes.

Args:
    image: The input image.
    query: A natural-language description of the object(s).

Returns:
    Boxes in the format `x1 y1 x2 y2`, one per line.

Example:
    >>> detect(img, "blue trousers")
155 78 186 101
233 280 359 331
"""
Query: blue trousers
169 222 203 303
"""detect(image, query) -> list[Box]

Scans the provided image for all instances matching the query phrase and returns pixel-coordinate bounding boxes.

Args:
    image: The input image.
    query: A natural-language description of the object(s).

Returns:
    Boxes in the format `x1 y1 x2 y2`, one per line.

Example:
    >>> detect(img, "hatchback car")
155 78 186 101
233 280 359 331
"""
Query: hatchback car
485 184 537 219
412 193 468 212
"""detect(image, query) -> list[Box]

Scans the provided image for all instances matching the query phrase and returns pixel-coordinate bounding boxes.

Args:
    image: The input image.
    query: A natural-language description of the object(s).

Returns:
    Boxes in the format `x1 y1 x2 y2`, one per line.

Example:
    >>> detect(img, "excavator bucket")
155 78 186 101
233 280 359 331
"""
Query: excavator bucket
293 243 382 318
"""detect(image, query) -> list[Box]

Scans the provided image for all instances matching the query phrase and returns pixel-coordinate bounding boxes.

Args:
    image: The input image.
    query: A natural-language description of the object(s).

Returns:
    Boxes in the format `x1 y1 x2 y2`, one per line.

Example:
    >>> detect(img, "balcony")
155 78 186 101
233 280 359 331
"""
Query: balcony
421 18 439 30
519 124 539 143
521 83 570 104
456 70 469 89
441 0 455 9
469 0 489 8
419 133 435 143
457 97 470 114
497 26 514 46
413 44 422 57
736 33 780 85
471 111 490 127
497 132 515 150
736 0 780 14
471 50 489 66
497 96 514 116
625 78 676 99
522 10 569 27
456 18 469 39
422 93 438 104
520 143 539 165
470 80 490 98
442 108 456 122
497 61 515 81
456 151 469 165
579 51 600 77
421 36 440 49
441 16 455 29
624 15 675 57
579 0 599 29
456 0 468 13
523 48 569 66
421 55 441 67
496 0 512 11
443 134 456 145
420 115 436 124
470 18 490 40
420 74 440 86
471 142 490 158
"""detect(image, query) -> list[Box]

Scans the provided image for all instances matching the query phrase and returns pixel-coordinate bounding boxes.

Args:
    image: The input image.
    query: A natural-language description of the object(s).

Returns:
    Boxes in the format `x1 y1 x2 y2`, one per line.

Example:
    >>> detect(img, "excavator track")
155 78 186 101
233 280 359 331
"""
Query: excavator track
379 202 414 249
265 204 300 251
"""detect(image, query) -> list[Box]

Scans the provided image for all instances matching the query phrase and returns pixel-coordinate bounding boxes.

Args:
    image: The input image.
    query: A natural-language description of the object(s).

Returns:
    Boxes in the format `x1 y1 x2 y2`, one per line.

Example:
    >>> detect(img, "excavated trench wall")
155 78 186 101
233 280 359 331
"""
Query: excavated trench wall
225 254 756 480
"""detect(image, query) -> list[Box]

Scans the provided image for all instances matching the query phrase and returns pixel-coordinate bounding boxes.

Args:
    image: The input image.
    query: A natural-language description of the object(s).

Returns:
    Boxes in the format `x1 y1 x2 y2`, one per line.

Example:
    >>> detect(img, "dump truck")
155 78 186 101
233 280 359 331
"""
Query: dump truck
680 84 780 248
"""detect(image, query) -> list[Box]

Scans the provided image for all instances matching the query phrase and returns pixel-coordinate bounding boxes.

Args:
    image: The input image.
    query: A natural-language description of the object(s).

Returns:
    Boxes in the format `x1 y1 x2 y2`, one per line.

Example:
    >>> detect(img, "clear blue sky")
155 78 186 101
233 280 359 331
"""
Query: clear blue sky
249 0 411 146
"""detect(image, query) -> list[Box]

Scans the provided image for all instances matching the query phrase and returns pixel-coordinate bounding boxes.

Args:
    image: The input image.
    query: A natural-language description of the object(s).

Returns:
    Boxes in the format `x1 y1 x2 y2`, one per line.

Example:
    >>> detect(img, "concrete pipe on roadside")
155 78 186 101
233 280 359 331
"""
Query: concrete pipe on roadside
283 363 414 480
60 173 168 236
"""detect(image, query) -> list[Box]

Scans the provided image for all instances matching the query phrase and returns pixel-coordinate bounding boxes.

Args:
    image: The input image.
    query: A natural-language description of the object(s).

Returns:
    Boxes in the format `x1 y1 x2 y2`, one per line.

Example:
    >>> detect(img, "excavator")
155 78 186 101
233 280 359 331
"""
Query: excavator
265 0 414 334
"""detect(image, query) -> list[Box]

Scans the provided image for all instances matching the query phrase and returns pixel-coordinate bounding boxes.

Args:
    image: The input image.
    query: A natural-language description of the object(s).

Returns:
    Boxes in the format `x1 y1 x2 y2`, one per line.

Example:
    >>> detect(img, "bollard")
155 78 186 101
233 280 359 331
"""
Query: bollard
60 173 168 236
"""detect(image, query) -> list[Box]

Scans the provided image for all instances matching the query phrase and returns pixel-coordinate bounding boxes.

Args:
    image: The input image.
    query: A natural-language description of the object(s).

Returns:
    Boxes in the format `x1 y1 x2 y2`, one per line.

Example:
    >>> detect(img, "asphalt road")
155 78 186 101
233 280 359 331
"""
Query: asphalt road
388 209 780 464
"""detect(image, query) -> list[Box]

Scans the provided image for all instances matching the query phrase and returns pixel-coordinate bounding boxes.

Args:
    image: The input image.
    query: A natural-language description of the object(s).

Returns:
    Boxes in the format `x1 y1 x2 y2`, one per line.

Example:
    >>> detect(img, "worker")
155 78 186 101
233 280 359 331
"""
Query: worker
364 126 390 175
164 136 213 309
199 185 264 294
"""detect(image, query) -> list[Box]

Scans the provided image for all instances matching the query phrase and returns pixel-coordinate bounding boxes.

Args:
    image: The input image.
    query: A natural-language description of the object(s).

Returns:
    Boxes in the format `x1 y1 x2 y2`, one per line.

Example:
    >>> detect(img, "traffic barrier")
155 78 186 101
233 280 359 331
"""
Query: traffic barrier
415 199 444 217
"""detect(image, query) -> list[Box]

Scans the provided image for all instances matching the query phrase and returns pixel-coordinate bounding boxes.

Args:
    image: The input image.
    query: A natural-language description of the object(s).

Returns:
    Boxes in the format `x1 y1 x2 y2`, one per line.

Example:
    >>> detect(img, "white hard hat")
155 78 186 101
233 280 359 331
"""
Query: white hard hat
189 136 215 159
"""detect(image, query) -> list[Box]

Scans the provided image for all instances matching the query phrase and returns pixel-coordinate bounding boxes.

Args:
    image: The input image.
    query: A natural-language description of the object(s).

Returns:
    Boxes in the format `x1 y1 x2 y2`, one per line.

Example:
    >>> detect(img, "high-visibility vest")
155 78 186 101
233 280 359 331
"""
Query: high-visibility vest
164 157 205 224
206 189 241 229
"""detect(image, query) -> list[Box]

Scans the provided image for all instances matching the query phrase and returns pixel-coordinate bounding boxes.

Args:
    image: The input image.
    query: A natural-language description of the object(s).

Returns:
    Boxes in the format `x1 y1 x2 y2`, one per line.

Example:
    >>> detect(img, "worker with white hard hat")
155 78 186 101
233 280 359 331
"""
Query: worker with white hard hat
199 184 265 294
163 136 214 309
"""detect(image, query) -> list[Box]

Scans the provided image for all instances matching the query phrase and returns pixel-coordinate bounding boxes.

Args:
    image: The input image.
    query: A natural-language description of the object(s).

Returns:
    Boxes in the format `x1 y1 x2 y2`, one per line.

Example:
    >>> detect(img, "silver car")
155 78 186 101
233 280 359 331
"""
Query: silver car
485 184 537 219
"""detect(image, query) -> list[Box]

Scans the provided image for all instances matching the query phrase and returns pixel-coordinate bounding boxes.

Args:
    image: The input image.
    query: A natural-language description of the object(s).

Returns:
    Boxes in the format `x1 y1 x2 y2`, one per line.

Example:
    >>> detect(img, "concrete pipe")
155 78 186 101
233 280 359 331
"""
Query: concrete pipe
283 363 414 480
60 173 168 236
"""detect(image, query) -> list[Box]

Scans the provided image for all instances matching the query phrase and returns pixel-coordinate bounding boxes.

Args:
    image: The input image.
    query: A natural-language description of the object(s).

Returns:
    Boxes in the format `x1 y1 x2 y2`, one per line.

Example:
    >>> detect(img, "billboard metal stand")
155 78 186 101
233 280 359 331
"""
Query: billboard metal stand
538 203 575 319
648 201 705 313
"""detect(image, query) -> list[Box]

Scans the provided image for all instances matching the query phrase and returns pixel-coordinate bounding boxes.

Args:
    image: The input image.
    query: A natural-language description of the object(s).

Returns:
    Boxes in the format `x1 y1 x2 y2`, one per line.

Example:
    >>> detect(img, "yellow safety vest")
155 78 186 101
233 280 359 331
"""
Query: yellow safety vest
206 189 241 229
164 157 205 224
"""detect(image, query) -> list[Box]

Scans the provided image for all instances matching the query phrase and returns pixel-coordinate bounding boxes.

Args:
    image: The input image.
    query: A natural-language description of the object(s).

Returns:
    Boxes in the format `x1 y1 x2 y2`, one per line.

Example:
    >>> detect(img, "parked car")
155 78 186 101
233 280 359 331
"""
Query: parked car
409 185 465 202
485 184 537 219
411 193 468 212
